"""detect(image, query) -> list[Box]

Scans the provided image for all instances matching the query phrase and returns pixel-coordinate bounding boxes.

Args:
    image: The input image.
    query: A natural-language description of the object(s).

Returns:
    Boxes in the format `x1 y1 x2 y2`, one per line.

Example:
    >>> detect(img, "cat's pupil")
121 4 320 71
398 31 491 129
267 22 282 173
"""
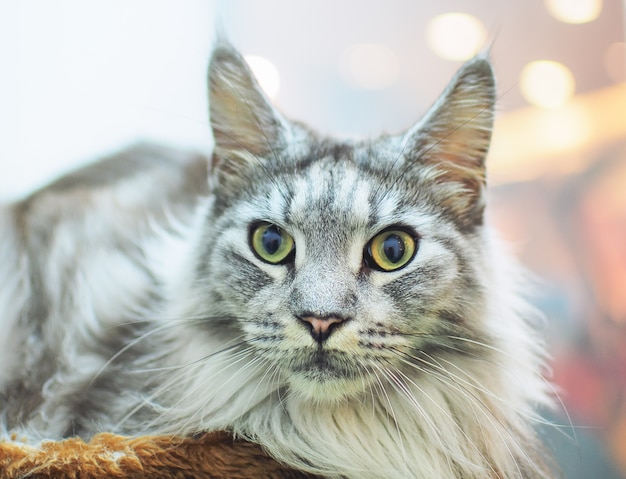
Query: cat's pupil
262 226 283 255
383 234 405 263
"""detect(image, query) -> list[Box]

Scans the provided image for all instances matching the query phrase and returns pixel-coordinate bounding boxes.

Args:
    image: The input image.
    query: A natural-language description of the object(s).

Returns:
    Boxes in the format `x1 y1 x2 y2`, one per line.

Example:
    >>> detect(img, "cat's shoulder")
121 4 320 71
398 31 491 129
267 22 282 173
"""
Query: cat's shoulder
12 143 209 238
21 143 209 212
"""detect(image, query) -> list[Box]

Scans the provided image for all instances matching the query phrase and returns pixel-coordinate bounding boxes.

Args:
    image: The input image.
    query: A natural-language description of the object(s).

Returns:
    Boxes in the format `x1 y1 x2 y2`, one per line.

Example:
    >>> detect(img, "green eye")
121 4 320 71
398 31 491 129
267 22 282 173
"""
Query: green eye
250 223 295 264
366 229 417 272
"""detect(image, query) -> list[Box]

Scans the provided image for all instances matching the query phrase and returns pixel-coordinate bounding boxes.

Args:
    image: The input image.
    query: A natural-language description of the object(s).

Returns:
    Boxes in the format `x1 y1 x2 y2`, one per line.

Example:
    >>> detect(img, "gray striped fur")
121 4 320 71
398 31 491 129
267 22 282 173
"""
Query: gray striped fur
0 44 555 478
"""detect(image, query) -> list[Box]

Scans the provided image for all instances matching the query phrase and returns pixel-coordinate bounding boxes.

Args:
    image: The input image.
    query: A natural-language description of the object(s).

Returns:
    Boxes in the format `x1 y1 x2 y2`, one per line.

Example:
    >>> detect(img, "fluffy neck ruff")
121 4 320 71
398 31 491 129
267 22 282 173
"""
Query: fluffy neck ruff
146 210 553 479
231 354 551 479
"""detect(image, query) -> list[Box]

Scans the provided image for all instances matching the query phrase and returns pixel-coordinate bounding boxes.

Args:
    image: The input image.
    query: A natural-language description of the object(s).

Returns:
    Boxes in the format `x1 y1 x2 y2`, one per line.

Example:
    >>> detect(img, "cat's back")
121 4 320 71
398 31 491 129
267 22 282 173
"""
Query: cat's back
0 144 208 432
5 143 208 291
14 143 208 236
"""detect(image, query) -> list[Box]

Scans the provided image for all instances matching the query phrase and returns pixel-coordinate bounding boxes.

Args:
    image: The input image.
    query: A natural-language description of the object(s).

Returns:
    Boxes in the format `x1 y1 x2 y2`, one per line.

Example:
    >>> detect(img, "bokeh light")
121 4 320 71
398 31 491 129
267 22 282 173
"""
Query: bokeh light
520 60 576 108
545 0 602 24
426 13 487 61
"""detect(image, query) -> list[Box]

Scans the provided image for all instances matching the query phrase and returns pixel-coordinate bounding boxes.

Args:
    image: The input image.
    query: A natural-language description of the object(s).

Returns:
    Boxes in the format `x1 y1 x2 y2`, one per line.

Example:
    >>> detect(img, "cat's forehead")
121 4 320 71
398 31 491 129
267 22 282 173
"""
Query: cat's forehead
230 137 431 233
286 158 372 228
275 145 414 231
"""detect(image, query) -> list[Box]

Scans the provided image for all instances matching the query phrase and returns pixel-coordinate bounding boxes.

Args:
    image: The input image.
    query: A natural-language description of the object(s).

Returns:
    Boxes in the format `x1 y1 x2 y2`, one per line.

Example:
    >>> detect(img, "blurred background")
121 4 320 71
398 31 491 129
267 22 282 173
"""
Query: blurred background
1 0 625 476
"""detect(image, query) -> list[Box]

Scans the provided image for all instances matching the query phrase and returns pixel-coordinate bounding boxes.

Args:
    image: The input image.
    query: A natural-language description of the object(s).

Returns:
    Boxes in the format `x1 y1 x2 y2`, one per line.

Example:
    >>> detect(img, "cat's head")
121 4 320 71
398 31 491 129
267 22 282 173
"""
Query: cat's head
198 44 496 402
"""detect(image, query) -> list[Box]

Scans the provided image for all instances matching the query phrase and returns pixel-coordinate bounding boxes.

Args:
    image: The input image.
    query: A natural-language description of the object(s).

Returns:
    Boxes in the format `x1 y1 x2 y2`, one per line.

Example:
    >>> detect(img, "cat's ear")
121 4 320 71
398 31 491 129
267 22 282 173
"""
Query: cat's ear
405 56 496 229
208 44 287 186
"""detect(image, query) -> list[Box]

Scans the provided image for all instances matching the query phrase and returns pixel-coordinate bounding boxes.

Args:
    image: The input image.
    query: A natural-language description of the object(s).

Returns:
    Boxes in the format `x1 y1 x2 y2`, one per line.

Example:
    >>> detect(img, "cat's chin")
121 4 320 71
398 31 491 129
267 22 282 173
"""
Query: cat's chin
286 361 371 402
278 348 372 402
287 373 368 403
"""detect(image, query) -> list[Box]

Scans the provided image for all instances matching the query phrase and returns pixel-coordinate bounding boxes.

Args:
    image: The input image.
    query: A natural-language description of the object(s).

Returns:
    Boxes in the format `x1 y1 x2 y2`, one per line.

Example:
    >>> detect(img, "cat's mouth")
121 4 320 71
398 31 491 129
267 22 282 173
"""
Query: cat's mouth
283 348 370 400
290 349 353 376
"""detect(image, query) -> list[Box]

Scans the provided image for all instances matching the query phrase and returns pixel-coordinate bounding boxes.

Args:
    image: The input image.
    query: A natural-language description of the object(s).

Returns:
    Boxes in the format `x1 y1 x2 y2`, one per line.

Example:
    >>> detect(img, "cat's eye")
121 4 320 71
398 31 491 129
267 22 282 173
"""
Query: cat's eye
365 229 417 272
250 223 295 264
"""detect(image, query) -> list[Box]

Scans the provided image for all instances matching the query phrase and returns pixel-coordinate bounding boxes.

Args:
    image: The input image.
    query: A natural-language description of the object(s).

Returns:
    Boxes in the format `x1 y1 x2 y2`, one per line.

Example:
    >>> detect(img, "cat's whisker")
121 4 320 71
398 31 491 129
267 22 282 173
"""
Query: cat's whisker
368 363 407 465
143 350 261 435
382 358 484 470
392 346 547 431
87 321 180 389
228 355 278 423
444 335 532 363
387 348 537 476
128 336 250 374
399 356 521 477
362 373 375 422
114 342 257 432
112 313 240 328
399 347 525 406
382 359 499 477
167 350 269 437
439 335 577 443
2 42 561 478
269 368 292 417
375 363 456 476
421 349 572 433
90 313 248 388
265 362 286 396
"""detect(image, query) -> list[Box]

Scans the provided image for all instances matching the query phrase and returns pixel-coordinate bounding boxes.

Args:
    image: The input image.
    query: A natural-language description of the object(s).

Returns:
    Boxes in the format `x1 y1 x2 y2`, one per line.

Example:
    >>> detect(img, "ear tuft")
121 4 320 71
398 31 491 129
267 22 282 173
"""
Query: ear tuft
208 44 286 187
405 56 496 229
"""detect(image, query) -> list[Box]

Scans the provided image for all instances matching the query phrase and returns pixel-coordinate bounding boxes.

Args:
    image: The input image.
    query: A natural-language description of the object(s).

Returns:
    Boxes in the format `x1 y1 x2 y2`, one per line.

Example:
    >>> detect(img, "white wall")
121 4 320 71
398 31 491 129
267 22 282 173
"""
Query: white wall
0 0 217 200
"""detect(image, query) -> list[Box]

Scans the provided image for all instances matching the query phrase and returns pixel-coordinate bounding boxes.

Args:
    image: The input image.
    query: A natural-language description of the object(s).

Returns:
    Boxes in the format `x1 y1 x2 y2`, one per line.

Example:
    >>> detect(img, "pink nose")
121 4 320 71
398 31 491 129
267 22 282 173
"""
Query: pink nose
299 315 348 343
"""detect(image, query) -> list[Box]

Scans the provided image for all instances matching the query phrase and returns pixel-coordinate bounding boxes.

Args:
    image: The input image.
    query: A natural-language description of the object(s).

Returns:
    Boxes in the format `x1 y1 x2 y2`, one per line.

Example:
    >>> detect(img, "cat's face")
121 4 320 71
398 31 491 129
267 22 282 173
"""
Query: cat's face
198 45 495 402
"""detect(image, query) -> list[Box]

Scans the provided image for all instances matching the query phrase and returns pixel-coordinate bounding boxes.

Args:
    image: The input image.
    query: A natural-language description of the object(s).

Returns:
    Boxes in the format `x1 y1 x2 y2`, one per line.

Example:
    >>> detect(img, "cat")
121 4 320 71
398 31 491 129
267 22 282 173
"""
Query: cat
0 43 556 478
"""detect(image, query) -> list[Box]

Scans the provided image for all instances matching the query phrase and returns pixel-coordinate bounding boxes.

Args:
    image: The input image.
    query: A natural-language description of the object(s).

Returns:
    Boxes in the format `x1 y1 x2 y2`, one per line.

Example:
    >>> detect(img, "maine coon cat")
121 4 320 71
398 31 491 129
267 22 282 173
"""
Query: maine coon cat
0 44 555 478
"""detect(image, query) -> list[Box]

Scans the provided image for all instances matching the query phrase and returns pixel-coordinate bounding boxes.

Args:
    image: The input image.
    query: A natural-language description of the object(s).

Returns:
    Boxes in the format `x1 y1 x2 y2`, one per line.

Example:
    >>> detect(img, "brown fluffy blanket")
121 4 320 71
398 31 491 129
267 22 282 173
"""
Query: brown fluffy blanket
0 432 318 478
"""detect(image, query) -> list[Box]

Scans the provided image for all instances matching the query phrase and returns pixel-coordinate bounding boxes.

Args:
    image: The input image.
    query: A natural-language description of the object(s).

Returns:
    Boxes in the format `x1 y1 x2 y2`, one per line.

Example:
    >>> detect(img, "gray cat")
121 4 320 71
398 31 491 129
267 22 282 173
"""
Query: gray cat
0 44 555 478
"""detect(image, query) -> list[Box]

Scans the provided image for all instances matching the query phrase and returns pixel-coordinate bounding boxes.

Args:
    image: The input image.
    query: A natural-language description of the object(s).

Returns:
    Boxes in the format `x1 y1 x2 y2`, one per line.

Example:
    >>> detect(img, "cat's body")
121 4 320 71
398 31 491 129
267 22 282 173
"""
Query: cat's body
0 45 554 478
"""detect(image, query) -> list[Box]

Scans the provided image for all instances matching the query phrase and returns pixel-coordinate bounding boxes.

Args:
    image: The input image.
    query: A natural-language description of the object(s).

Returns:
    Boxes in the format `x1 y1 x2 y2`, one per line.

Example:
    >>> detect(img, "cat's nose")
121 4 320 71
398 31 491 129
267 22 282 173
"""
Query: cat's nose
298 315 349 344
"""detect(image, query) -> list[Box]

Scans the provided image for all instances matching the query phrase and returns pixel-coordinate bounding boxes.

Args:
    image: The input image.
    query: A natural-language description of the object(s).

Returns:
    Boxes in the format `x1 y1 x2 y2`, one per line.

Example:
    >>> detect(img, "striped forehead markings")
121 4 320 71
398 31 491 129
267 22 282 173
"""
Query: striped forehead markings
267 183 288 218
288 161 371 222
